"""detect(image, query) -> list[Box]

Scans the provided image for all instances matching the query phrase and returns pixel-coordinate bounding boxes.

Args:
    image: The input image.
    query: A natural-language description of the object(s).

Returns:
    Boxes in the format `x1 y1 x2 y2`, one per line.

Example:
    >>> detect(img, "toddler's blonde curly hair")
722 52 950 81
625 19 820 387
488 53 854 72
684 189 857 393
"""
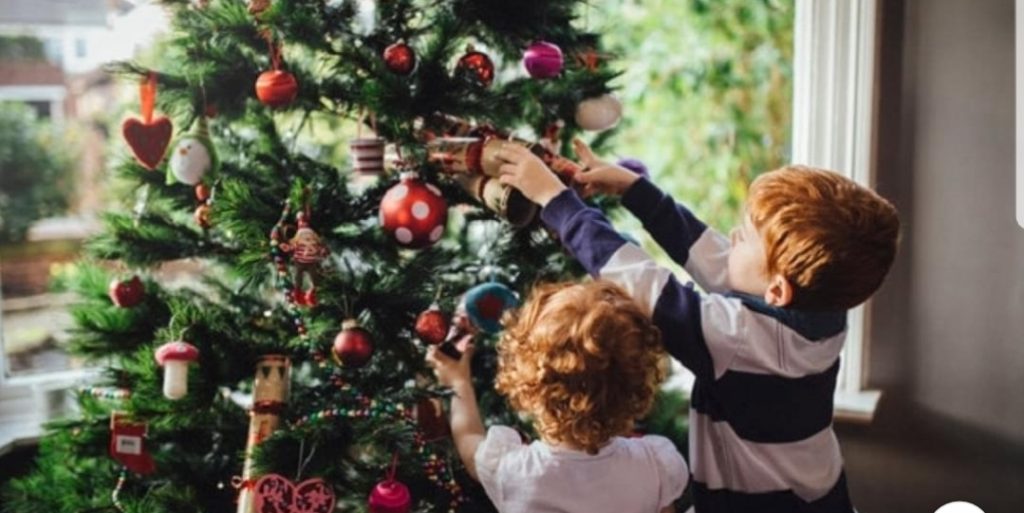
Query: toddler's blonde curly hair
496 280 666 454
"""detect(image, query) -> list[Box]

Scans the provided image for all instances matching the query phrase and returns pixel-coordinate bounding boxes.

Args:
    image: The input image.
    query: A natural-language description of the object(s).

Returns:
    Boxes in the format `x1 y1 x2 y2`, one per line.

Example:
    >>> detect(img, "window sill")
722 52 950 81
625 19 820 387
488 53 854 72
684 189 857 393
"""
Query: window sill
0 368 98 456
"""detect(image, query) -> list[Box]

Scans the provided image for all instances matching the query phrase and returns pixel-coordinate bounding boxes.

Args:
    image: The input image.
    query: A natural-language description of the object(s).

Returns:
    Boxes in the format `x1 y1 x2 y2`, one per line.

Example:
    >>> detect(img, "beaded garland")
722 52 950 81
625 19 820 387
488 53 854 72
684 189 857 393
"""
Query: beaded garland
291 377 465 512
81 386 132 401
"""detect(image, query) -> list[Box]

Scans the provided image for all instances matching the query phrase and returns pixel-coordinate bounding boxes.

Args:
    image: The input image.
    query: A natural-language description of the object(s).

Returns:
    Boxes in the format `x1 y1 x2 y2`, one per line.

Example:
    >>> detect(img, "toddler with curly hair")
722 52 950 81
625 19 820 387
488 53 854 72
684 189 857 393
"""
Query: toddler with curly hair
426 280 688 513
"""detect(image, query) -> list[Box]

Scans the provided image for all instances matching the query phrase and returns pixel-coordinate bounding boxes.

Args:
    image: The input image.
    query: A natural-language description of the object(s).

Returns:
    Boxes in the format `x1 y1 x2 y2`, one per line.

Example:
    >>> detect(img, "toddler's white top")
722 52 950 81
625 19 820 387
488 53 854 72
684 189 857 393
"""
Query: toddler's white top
474 425 689 513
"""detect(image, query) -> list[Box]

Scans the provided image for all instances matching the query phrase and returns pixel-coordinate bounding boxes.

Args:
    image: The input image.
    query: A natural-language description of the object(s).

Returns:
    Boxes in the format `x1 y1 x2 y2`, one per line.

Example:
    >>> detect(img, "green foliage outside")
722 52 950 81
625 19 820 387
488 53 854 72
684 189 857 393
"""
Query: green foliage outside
0 102 74 243
595 0 794 237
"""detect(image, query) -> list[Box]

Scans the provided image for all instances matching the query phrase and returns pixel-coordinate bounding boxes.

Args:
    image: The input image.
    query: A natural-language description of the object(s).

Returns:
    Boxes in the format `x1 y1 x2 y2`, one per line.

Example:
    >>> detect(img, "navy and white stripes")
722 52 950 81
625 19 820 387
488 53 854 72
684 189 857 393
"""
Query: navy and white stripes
540 181 855 513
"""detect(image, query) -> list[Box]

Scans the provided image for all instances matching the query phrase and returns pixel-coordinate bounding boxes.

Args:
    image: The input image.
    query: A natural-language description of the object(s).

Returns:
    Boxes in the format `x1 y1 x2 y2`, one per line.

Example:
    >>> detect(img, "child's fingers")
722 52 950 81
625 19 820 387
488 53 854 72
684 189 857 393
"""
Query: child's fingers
573 138 599 166
498 174 515 186
498 163 518 176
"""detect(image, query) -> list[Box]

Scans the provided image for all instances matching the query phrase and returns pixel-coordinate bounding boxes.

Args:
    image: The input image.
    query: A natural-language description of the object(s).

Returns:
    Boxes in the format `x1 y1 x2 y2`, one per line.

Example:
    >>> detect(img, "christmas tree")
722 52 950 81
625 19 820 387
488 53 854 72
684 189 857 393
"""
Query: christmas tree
3 1 686 512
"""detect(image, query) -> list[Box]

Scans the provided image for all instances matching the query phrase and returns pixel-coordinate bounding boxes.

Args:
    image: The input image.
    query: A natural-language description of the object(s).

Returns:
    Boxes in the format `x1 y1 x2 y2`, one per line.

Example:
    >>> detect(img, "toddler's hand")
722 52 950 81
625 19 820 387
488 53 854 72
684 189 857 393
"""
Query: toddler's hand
496 143 567 206
426 341 476 389
572 138 641 197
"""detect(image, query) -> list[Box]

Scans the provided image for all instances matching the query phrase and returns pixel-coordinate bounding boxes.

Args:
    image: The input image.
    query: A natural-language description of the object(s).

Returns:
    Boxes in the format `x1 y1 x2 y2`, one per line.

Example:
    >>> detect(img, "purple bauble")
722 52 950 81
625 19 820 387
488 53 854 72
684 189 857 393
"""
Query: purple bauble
523 41 564 79
617 157 649 179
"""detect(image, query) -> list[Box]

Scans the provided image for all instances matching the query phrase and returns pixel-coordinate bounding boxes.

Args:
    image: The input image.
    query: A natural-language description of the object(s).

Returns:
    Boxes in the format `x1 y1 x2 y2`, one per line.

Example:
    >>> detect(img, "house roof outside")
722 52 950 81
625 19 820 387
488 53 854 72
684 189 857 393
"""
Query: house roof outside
0 61 63 86
0 0 117 28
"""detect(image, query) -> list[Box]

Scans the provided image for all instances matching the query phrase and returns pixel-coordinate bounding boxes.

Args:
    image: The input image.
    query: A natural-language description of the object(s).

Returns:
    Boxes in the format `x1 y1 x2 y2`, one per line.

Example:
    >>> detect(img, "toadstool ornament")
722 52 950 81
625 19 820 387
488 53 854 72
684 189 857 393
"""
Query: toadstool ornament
155 341 199 400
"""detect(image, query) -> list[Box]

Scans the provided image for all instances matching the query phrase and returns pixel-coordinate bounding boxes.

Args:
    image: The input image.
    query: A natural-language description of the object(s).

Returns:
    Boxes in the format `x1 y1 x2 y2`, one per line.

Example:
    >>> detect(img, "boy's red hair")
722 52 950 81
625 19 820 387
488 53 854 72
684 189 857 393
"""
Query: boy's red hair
747 166 900 310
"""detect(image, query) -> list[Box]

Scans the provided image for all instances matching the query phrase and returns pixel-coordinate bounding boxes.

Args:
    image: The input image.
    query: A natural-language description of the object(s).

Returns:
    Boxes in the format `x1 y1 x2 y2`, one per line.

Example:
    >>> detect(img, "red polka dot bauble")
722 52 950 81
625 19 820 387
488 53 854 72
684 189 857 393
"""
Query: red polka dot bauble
255 69 298 107
415 305 449 345
383 41 416 75
379 171 448 249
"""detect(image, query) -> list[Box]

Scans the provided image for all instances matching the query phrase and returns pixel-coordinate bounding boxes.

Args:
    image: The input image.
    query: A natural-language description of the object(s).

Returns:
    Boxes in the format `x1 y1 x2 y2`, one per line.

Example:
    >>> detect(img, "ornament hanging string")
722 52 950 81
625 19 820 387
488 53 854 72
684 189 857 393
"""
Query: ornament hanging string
387 451 400 482
111 467 127 513
139 72 157 124
264 31 283 71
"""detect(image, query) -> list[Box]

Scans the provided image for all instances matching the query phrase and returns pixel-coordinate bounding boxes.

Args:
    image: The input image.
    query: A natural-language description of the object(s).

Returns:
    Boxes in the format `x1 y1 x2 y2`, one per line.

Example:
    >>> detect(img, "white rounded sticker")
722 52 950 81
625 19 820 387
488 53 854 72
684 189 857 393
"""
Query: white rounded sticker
935 502 984 513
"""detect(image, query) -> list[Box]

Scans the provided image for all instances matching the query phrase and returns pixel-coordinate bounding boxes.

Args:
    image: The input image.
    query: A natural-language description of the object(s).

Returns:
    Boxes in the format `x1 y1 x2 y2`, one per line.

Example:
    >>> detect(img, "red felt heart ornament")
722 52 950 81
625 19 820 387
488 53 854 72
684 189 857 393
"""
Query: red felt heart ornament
122 116 173 170
253 474 336 513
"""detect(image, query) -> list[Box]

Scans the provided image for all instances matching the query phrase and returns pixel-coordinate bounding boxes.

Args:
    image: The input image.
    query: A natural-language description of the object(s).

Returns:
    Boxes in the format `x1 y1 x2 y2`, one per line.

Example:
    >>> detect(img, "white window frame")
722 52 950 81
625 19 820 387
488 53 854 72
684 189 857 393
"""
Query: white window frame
792 0 881 421
1016 0 1024 229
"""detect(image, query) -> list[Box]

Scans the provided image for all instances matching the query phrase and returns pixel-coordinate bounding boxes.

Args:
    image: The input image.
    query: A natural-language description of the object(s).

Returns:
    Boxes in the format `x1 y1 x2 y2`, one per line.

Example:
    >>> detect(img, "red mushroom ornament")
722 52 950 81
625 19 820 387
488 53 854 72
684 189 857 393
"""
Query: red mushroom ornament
154 341 199 400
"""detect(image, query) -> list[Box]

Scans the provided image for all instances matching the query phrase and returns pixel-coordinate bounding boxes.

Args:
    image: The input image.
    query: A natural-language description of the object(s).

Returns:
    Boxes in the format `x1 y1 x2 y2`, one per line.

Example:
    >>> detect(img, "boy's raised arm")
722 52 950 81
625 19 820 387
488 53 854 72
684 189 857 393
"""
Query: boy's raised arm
620 177 732 294
540 189 716 380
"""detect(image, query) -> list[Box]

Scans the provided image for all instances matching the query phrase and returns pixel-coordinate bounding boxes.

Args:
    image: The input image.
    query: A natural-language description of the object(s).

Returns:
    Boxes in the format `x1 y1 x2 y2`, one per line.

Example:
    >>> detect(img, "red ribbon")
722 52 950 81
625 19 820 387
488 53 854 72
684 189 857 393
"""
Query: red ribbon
139 72 157 123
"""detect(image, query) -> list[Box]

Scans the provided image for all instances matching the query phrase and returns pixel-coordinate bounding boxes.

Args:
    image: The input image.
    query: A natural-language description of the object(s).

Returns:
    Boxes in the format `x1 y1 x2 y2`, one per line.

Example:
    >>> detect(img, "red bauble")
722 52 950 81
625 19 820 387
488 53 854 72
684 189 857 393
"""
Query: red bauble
368 479 411 513
379 172 448 249
333 320 374 368
383 42 416 75
109 276 145 308
415 306 449 345
122 116 173 170
195 183 210 202
255 69 298 107
456 50 494 87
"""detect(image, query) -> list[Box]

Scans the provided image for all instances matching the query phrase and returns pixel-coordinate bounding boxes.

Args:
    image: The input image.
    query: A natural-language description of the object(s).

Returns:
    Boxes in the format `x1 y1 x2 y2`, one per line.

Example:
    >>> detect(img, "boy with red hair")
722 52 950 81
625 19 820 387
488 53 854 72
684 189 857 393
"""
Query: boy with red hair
495 139 899 513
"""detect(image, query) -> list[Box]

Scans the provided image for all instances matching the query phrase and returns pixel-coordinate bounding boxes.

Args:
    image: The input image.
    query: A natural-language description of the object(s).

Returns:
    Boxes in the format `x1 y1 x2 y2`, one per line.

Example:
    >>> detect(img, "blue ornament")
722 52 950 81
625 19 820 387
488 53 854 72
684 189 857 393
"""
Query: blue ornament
463 282 519 334
617 157 649 179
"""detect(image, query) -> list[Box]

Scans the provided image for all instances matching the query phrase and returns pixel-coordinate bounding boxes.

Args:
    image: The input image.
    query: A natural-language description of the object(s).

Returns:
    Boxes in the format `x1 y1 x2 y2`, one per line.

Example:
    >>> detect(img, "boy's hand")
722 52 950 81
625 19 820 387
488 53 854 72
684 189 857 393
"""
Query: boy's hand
496 143 567 206
572 138 641 197
426 342 476 389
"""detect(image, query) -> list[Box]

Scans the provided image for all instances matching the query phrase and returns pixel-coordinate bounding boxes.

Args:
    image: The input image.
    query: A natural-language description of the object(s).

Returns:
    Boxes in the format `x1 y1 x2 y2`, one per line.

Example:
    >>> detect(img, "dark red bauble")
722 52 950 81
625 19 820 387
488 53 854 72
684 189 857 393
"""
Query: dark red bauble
383 42 416 75
455 50 494 87
333 320 374 368
379 172 448 249
415 306 449 345
368 479 411 513
109 276 145 308
255 69 298 107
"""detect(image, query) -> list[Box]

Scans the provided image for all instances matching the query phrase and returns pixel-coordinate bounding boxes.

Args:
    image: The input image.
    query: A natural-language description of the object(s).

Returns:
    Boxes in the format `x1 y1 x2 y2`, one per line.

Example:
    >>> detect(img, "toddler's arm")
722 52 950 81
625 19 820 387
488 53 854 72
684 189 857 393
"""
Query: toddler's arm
425 344 486 480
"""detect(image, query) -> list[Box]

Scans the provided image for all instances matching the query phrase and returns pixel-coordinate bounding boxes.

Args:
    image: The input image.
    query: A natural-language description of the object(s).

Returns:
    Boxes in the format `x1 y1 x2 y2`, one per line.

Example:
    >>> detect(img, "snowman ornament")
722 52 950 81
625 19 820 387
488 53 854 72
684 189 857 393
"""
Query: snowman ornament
168 117 215 186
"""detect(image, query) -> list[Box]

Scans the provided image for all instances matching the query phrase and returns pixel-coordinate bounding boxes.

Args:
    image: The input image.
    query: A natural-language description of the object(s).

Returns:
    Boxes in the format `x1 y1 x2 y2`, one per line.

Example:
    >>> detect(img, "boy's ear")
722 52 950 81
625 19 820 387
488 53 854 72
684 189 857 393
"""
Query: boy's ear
764 274 794 307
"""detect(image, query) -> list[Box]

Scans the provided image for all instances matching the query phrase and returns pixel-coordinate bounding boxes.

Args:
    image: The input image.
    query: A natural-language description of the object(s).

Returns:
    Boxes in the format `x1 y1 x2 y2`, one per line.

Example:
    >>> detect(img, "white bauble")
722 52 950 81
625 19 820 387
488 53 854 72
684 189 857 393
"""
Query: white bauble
169 137 212 186
575 94 623 132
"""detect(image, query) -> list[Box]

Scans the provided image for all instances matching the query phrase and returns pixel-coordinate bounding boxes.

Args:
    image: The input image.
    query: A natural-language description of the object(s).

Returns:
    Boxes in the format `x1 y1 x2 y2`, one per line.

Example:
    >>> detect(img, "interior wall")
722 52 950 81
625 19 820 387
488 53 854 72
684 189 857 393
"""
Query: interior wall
842 0 1024 511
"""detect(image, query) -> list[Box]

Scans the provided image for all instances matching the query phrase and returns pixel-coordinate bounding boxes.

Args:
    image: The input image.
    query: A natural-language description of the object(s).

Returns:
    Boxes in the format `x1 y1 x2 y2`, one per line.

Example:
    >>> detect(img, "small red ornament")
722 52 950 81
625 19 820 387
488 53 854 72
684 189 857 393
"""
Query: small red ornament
379 172 448 249
109 276 145 308
383 41 416 75
194 203 212 229
455 48 494 87
415 305 449 345
368 479 411 513
195 183 210 202
256 69 298 107
253 474 336 513
523 41 564 79
333 320 374 367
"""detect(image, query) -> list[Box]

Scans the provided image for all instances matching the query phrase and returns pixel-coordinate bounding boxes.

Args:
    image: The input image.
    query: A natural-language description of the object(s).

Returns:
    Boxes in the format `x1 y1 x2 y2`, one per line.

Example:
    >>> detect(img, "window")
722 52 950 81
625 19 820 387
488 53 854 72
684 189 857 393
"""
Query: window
75 38 87 59
792 0 881 420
